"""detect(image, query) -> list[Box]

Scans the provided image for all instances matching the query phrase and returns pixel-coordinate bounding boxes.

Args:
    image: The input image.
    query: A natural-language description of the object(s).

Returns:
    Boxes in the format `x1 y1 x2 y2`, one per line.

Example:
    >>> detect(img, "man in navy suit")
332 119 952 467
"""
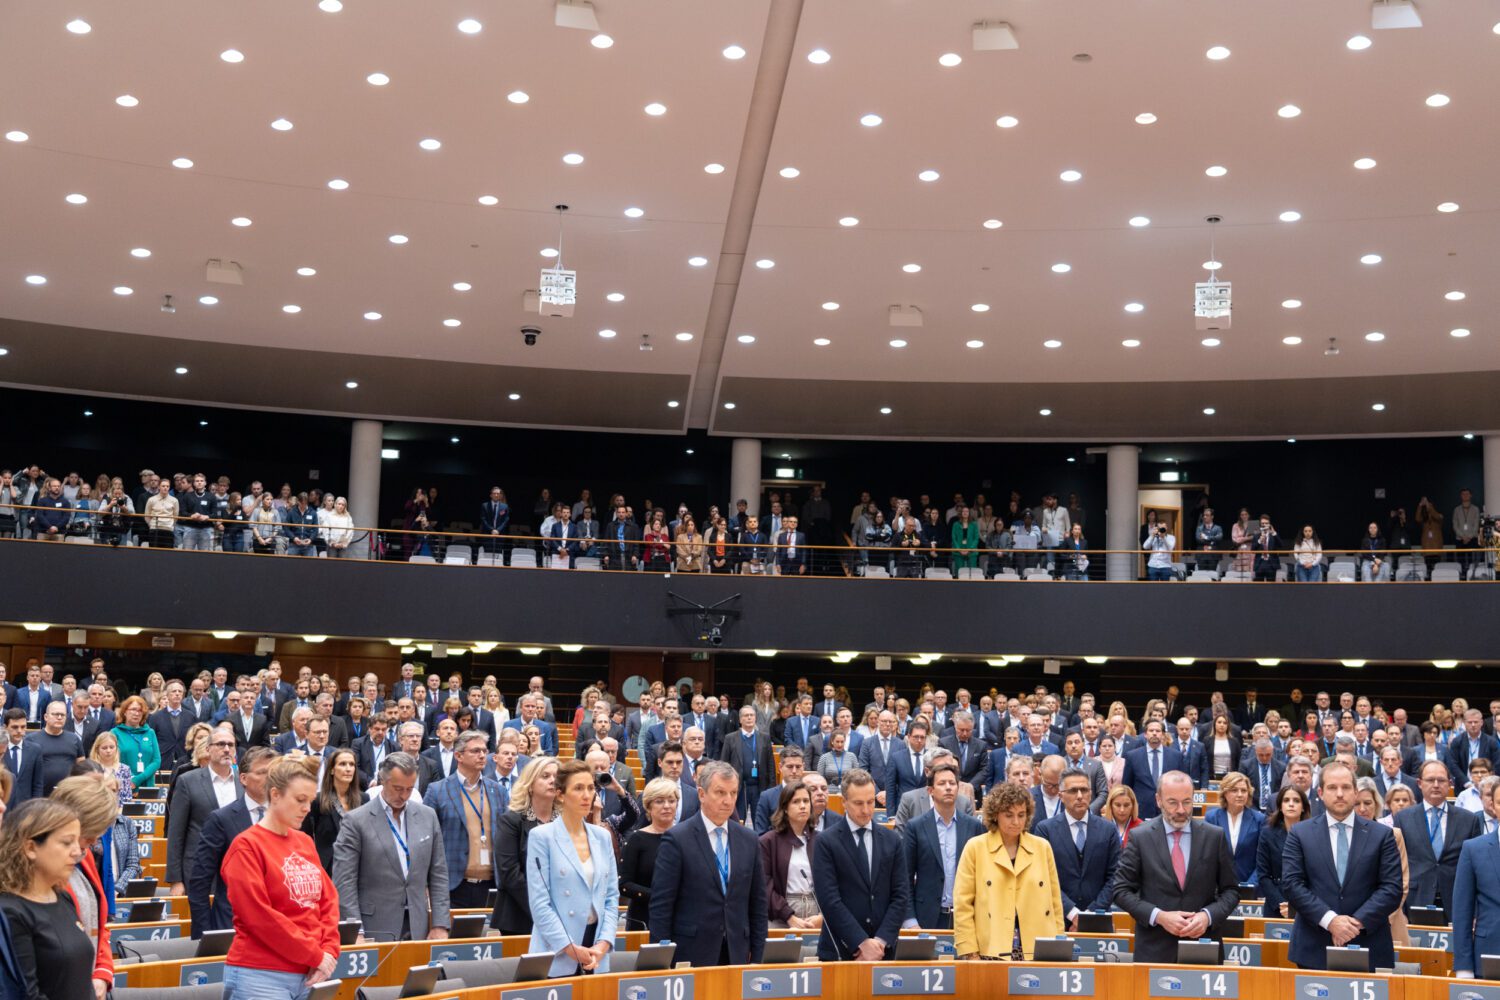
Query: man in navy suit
390 662 420 703
502 694 558 756
900 762 983 930
1172 717 1209 789
1393 759 1481 916
1281 761 1403 969
640 713 683 785
1374 747 1418 802
13 664 50 725
649 760 767 966
938 712 987 789
753 746 806 834
1037 767 1123 929
186 746 274 937
1 710 43 805
775 516 808 575
1447 709 1500 789
657 742 700 823
545 507 581 567
1121 720 1184 820
1244 739 1288 812
681 695 720 758
1017 715 1060 760
721 705 776 820
352 717 397 779
813 768 910 959
858 711 901 807
1453 778 1500 978
886 720 931 811
783 697 817 749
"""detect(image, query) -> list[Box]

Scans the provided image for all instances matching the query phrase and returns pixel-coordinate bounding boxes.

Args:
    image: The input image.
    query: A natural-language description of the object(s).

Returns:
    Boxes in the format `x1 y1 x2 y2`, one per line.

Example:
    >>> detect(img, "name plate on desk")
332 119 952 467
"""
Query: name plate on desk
620 974 696 1000
430 942 501 963
505 986 573 1000
1222 943 1262 967
334 948 377 980
742 968 821 998
1293 976 1387 1000
1265 924 1293 940
1074 937 1129 959
112 924 180 942
142 799 166 815
1233 903 1261 918
1450 986 1500 1000
1009 967 1096 996
180 962 226 986
1148 970 1240 998
872 966 956 995
137 841 153 858
1409 928 1452 950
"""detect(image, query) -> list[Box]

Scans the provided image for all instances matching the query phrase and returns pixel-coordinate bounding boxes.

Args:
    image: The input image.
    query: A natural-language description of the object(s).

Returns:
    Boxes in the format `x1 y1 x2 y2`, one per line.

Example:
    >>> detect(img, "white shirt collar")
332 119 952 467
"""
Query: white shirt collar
701 812 728 839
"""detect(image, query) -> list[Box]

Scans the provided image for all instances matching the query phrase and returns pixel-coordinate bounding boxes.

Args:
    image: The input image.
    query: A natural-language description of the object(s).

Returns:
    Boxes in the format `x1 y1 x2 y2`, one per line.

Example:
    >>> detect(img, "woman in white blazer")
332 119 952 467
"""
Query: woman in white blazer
526 758 621 977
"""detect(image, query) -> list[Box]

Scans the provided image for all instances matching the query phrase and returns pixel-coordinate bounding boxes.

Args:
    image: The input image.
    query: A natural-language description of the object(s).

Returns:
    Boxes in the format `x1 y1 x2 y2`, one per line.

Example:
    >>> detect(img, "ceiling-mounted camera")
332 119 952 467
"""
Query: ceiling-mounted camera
521 325 541 347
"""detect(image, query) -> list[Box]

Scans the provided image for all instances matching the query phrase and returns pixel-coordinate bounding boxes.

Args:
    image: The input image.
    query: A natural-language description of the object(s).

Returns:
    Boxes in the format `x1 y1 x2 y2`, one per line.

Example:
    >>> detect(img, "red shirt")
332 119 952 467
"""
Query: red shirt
221 823 341 974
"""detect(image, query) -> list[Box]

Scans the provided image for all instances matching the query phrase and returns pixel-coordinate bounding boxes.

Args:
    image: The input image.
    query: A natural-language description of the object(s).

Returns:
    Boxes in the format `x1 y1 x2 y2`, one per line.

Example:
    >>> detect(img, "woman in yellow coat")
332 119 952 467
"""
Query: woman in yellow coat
954 782 1065 959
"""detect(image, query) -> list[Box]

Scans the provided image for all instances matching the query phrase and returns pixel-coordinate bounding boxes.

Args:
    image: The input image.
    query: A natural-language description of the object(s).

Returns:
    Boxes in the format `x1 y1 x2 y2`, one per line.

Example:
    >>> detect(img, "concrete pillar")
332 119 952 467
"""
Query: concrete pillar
348 419 383 559
730 439 763 517
1106 445 1140 581
1485 435 1500 517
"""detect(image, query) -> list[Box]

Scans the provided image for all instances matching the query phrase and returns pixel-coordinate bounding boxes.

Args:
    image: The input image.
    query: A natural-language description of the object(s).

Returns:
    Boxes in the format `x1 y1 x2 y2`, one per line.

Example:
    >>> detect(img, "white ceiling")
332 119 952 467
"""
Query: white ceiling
1 0 1498 436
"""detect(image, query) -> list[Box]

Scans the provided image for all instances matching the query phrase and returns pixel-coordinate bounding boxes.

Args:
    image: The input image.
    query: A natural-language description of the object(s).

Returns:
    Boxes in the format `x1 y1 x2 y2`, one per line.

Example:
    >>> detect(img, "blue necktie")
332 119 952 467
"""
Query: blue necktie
1428 806 1443 850
99 827 117 918
1074 820 1087 853
714 827 729 892
1334 822 1349 884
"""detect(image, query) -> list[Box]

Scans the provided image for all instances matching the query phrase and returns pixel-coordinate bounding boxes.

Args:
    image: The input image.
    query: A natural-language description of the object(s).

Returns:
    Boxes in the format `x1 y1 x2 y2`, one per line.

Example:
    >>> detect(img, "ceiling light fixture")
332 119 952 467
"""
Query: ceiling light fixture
1205 45 1231 60
477 194 499 205
590 33 613 48
1205 164 1228 177
821 301 839 310
65 18 91 33
1121 338 1141 348
1436 201 1459 213
623 206 644 218
367 72 390 86
296 267 316 276
1282 299 1302 309
442 318 461 327
363 311 382 320
688 256 708 267
644 102 667 116
1425 93 1450 107
723 44 746 59
754 258 774 269
995 115 1019 128
452 281 471 291
1134 112 1157 124
807 48 830 64
1051 263 1071 273
814 337 832 346
231 216 252 227
674 331 693 341
737 334 756 343
282 304 301 313
860 113 883 127
704 162 725 174
198 295 218 305
982 218 1003 229
1353 157 1377 170
174 366 188 374
1360 253 1382 264
779 166 800 178
457 18 482 34
722 401 736 409
1279 210 1301 222
1059 169 1082 182
1129 216 1150 227
1038 408 1052 416
1450 328 1471 338
24 275 46 285
64 193 87 204
326 178 349 190
1282 335 1302 345
1043 339 1062 349
971 303 990 313
666 400 679 408
4 131 28 142
388 233 408 244
1124 302 1144 313
172 157 194 168
1445 291 1465 301
1346 34 1372 50
508 392 521 400
939 52 962 67
318 0 343 11
270 117 293 131
879 406 893 415
113 286 132 296
419 137 442 150
917 169 940 182
966 339 984 349
1371 403 1386 411
838 216 859 227
605 292 624 302
1277 104 1301 118
1365 331 1385 342
889 339 908 349
902 263 921 273
346 381 358 389
115 94 139 108
1201 338 1221 348
598 328 616 338
220 48 244 63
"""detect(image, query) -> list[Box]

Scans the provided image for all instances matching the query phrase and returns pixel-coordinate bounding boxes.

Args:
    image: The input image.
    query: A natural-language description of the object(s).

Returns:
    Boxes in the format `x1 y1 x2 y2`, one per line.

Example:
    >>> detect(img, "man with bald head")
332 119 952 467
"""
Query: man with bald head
1112 770 1241 962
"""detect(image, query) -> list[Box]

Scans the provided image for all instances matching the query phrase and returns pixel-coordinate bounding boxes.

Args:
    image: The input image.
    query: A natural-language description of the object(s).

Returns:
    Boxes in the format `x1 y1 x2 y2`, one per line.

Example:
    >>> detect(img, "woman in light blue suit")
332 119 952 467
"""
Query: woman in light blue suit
1201 772 1264 885
527 759 620 978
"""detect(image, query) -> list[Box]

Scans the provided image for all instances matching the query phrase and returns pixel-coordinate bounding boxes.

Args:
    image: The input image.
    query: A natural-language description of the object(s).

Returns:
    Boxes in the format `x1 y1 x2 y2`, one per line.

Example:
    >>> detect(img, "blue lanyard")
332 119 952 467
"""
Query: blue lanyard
385 810 410 867
459 781 488 841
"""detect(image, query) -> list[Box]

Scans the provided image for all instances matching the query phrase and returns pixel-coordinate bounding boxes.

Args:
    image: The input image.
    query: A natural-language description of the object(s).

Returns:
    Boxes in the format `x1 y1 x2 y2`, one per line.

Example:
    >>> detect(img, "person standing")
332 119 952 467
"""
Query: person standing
620 778 681 932
1453 777 1500 978
902 762 983 931
492 757 558 936
332 753 450 942
428 731 507 911
164 724 241 896
1392 759 1480 917
1035 767 1122 930
186 747 275 939
25 703 82 799
811 769 909 960
953 782 1065 959
0 799 96 1000
721 706 775 821
526 759 620 977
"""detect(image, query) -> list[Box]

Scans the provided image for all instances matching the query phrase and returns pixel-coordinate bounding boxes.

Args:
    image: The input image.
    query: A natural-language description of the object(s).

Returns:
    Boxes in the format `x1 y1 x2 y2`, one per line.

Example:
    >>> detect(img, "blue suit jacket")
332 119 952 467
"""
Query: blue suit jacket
186 798 253 938
1281 814 1402 969
0 742 43 806
813 819 910 960
0 911 25 1000
886 747 928 810
1453 833 1500 975
1203 806 1265 884
427 773 507 891
902 810 984 928
1392 800 1481 910
978 745 1015 794
754 783 790 835
526 819 620 977
503 718 558 756
649 817 768 967
1172 741 1209 788
1036 810 1122 916
12 686 49 722
858 735 900 800
1120 744 1185 819
782 715 816 749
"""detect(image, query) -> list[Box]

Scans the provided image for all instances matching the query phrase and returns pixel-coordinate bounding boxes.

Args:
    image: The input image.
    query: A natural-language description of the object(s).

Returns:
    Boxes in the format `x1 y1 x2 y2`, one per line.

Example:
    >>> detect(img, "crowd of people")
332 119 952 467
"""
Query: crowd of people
2 660 1500 996
3 466 1494 582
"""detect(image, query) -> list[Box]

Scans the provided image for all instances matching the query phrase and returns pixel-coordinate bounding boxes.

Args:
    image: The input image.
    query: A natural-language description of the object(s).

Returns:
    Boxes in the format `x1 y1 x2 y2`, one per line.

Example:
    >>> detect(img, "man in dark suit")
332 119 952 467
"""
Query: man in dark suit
1453 778 1500 979
1172 717 1209 790
313 694 349 748
1121 720 1184 820
1393 759 1481 917
938 712 987 789
1374 747 1418 802
1235 687 1268 731
782 697 817 750
601 504 643 570
1 709 43 805
753 746 806 834
12 664 51 725
227 698 270 759
814 684 843 721
858 712 902 807
1037 767 1123 929
184 679 216 723
186 746 274 938
422 719 459 781
812 768 910 959
390 663 420 704
1112 770 1241 962
64 696 101 757
721 705 775 820
83 683 115 734
501 694 558 756
1281 760 1403 969
545 507 581 568
273 707 316 754
657 742 701 823
886 720 931 811
775 516 808 575
353 717 397 780
681 695 721 759
1245 740 1289 813
147 679 194 770
900 762 983 930
1447 709 1500 789
649 760 768 966
166 725 242 895
640 714 683 785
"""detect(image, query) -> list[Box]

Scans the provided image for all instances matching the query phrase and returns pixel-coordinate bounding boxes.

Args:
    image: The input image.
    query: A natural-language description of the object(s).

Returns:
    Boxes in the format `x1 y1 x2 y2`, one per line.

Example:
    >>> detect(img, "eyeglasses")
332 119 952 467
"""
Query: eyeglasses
210 741 237 748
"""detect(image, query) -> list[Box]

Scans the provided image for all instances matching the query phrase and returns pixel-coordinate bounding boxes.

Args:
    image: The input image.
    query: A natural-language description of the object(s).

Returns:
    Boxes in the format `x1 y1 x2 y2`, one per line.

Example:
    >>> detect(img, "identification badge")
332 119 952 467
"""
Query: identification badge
751 766 758 779
479 849 490 866
136 758 144 773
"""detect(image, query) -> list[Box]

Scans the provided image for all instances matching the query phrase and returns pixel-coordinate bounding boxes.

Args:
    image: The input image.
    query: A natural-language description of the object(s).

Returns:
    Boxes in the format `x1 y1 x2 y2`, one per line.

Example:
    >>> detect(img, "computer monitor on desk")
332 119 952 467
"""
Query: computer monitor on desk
1077 913 1116 934
1033 938 1077 962
1176 940 1222 966
1327 947 1371 973
1409 905 1447 926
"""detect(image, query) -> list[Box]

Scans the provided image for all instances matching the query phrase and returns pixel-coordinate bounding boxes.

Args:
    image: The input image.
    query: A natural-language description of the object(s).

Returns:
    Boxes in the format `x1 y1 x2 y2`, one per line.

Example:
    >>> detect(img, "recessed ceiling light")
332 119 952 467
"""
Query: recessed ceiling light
502 392 520 402
220 48 244 63
457 18 482 34
1038 408 1052 416
450 436 460 443
82 409 91 415
442 318 461 328
198 295 218 305
1279 210 1302 222
174 366 188 375
623 206 645 218
1371 402 1385 411
363 311 381 320
1128 216 1150 227
64 193 87 205
598 328 617 338
1436 201 1459 213
1425 93 1450 108
1282 335 1302 345
1124 302 1145 313
346 380 359 389
1277 104 1301 118
4 131 28 142
605 291 624 302
388 233 408 244
1360 253 1382 265
860 113 883 127
971 303 990 313
451 281 472 291
319 0 343 11
1043 339 1063 349
270 117 293 131
807 48 831 64
1451 327 1471 338
172 157 194 168
723 44 747 60
419 137 442 150
704 162 725 174
1465 433 1475 440
821 301 839 311
539 247 559 259
754 258 774 269
779 166 800 178
113 286 132 296
1202 406 1217 415
1204 164 1228 177
1059 169 1082 182
296 266 316 276
737 334 756 343
1206 45 1231 60
477 194 499 206
675 331 693 341
1202 259 1222 270
282 304 301 313
982 218 1003 229
1282 299 1302 309
367 72 390 86
644 102 667 116
814 337 832 346
65 19 92 34
938 52 962 67
995 115 1019 128
965 339 985 349
879 406 893 415
1121 338 1141 348
1445 291 1465 301
902 263 921 273
1353 157 1377 170
24 275 46 285
230 216 254 227
1200 336 1224 348
590 33 613 48
115 94 139 108
1051 263 1071 273
917 169 940 182
1365 331 1385 342
688 256 709 267
889 339 908 348
326 178 349 190
838 216 859 227
723 401 736 409
1134 112 1157 125
666 400 680 408
1346 34 1372 50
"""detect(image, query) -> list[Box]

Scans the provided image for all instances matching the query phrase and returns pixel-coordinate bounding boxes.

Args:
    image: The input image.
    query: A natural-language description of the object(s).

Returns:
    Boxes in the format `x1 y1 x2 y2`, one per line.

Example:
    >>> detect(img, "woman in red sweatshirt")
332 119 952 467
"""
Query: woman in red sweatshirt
220 756 340 999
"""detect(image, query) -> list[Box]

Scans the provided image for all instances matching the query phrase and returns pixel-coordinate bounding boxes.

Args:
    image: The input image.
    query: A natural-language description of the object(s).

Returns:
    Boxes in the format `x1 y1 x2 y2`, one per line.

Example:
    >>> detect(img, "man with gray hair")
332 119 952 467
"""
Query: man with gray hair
601 736 634 791
333 751 451 942
428 729 506 909
502 692 558 754
390 720 442 795
274 706 315 754
1323 733 1374 779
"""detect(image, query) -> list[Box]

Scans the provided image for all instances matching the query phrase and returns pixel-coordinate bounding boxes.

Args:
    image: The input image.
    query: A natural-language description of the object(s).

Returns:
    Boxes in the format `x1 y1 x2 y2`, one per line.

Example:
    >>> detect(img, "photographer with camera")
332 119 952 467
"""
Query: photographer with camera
584 747 640 854
1250 514 1283 582
1142 518 1177 581
97 482 135 547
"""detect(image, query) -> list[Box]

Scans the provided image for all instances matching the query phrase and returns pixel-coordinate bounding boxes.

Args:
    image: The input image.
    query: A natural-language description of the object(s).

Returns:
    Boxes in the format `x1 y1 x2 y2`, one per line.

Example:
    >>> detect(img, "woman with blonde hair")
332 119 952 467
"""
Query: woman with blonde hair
88 731 134 805
1102 783 1142 847
140 672 166 710
954 782 1064 960
0 799 97 999
1355 777 1409 946
493 756 559 936
49 771 120 990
